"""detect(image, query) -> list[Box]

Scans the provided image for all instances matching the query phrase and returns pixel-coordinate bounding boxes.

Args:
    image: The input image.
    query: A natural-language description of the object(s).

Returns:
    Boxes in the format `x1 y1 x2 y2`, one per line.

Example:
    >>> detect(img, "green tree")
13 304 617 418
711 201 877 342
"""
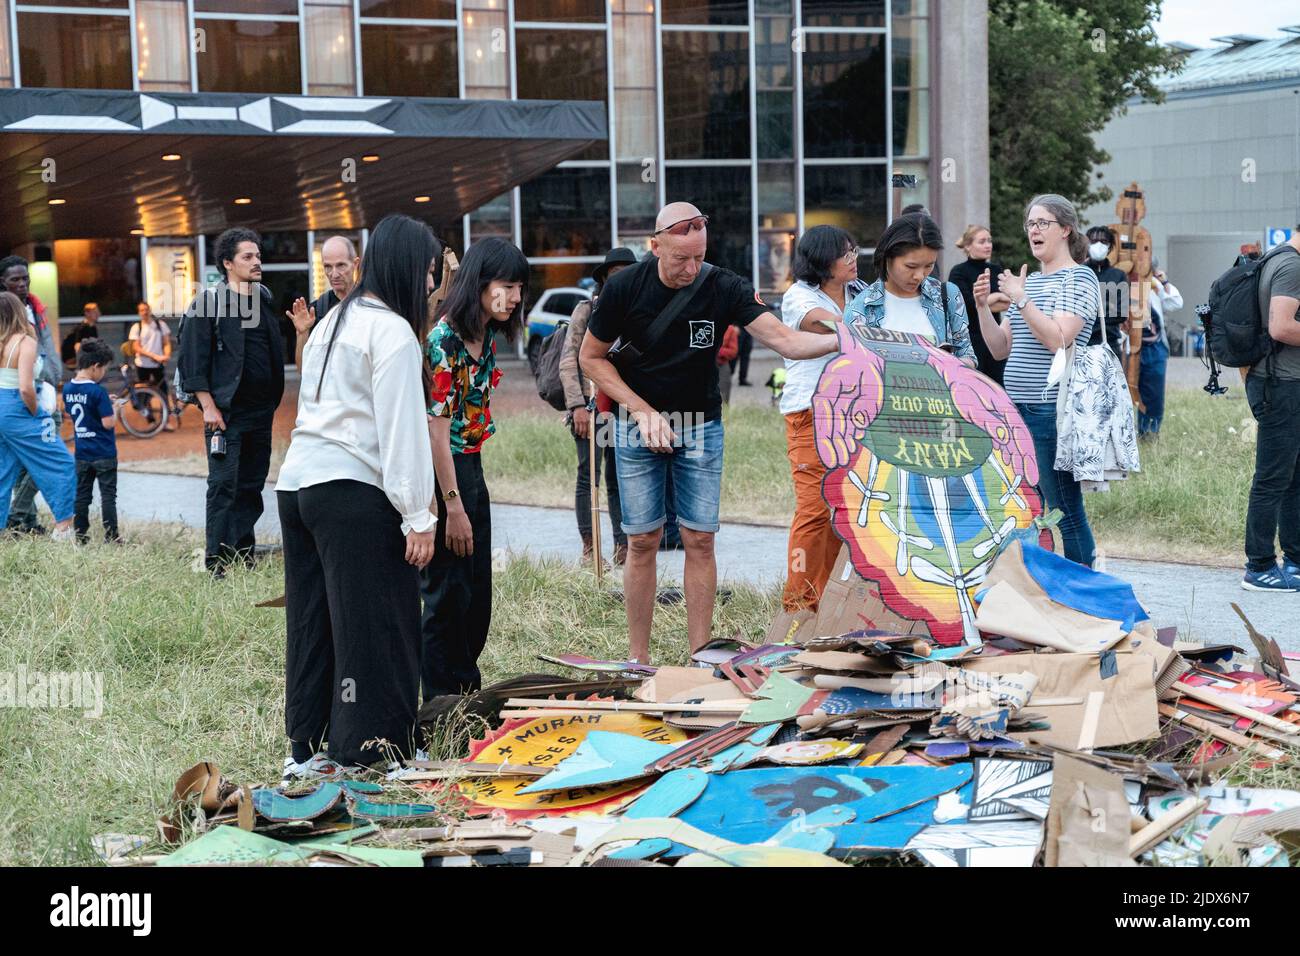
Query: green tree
987 0 1182 266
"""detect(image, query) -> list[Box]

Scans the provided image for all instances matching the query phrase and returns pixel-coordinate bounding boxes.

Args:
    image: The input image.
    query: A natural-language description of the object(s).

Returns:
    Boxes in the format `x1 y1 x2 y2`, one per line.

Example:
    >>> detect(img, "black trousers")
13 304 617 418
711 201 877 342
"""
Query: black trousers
205 403 274 568
74 458 118 542
420 453 492 699
1245 376 1300 571
573 424 625 545
280 480 422 767
729 328 754 382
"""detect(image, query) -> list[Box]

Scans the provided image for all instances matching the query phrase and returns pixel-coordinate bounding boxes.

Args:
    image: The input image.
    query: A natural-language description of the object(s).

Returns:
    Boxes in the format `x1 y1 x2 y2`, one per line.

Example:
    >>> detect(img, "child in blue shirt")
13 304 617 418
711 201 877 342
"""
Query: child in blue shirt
62 338 120 543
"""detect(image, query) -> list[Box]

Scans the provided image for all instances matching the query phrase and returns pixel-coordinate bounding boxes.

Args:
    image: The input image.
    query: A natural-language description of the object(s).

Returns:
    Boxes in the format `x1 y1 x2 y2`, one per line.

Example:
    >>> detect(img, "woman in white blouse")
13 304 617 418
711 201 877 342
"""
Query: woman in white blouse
778 225 866 611
276 214 440 781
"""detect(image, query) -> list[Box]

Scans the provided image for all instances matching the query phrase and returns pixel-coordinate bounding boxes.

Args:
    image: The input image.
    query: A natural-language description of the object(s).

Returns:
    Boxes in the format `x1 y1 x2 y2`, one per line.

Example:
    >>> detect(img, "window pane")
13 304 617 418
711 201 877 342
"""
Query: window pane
137 0 191 92
0 0 11 87
616 162 657 244
661 0 747 26
205 231 307 265
462 9 508 97
20 0 126 6
891 159 930 219
802 32 885 158
804 164 886 249
305 3 356 95
195 0 297 12
514 0 605 23
18 12 132 89
359 0 456 17
520 167 611 258
893 87 928 157
800 0 884 28
892 0 929 16
468 190 513 243
362 24 457 97
662 31 750 160
196 19 301 93
516 28 608 160
54 239 142 318
666 165 752 276
528 263 592 311
756 90 792 159
758 161 795 294
892 16 928 87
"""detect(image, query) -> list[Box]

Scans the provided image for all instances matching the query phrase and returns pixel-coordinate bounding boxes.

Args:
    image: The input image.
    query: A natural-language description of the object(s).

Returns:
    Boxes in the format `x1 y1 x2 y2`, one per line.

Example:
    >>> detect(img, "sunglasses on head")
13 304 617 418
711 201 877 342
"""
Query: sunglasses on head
653 215 709 237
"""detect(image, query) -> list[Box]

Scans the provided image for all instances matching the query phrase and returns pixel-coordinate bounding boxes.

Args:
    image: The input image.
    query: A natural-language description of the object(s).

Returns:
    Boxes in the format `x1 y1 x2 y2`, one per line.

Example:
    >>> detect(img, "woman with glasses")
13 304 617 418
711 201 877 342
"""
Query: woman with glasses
972 194 1103 567
779 225 868 611
845 213 975 363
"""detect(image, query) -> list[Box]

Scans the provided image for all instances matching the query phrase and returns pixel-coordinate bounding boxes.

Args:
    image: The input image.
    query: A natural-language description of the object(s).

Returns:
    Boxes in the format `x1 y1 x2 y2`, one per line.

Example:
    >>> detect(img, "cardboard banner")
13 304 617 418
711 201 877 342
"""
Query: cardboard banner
813 323 1048 645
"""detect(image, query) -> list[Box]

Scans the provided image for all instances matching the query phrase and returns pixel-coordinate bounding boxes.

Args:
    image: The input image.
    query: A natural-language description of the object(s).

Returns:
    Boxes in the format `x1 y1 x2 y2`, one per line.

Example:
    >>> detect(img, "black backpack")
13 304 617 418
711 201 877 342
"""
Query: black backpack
534 322 571 411
1202 245 1297 370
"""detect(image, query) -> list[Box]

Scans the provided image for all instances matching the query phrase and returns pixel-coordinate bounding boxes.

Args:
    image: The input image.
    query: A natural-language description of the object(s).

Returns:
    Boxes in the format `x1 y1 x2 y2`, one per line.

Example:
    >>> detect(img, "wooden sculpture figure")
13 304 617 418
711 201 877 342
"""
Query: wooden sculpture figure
1108 182 1153 408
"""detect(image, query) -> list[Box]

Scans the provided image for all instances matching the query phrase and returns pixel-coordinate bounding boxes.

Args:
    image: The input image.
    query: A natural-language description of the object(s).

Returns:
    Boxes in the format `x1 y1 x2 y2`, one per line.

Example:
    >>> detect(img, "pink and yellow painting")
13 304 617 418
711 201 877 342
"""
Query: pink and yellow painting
813 323 1050 645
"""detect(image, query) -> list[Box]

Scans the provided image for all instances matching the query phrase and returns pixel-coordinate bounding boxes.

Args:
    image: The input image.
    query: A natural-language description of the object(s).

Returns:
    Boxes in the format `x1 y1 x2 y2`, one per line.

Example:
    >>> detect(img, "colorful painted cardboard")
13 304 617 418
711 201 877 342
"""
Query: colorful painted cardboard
456 714 687 820
671 765 973 854
813 323 1047 645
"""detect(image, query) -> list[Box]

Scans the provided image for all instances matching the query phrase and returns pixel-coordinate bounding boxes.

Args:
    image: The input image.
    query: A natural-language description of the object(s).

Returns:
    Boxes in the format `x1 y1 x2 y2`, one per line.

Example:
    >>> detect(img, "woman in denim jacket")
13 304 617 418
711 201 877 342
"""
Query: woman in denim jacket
845 214 976 366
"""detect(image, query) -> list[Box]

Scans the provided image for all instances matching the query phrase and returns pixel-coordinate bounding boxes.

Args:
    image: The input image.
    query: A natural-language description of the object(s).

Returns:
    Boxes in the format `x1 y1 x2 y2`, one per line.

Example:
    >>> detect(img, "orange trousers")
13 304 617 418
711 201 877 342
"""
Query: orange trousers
782 409 842 611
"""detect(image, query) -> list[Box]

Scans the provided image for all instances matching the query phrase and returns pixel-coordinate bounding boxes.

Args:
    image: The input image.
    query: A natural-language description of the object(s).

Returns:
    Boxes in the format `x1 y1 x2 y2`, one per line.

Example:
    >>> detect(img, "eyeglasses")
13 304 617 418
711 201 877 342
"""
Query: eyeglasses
653 215 709 237
840 248 858 264
1024 219 1060 233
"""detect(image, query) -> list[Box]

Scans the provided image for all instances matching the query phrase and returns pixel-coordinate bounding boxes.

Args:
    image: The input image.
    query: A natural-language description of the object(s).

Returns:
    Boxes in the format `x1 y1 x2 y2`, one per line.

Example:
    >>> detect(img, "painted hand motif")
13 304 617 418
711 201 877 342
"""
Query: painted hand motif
813 322 886 470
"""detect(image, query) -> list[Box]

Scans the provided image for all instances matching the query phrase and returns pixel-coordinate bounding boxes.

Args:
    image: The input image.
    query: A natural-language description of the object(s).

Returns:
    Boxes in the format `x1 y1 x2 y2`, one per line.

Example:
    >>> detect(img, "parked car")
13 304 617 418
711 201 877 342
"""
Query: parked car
525 286 591 372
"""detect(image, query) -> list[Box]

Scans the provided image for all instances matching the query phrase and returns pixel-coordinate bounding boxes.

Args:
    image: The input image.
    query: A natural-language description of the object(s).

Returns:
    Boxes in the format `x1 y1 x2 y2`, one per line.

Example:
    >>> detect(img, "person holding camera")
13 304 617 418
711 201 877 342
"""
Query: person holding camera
178 227 285 577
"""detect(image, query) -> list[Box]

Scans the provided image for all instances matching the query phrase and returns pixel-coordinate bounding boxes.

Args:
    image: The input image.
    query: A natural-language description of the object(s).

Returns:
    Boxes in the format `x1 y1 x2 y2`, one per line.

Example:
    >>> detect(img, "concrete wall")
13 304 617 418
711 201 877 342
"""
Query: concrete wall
1081 84 1300 340
933 0 990 277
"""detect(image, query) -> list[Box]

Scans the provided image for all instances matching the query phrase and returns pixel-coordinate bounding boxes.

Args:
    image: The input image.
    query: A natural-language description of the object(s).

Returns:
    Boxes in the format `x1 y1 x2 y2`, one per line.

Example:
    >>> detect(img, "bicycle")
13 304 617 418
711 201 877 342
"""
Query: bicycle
111 343 184 439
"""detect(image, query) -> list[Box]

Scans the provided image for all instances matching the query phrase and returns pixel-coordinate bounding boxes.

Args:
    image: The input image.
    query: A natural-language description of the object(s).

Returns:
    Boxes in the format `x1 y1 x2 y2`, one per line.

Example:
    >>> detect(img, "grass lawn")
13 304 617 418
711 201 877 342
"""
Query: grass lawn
485 386 1256 565
0 529 776 866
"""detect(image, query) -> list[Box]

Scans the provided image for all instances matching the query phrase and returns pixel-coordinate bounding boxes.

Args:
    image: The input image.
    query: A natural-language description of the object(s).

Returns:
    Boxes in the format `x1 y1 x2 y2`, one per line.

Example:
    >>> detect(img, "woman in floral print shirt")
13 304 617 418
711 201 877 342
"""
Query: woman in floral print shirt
420 237 527 699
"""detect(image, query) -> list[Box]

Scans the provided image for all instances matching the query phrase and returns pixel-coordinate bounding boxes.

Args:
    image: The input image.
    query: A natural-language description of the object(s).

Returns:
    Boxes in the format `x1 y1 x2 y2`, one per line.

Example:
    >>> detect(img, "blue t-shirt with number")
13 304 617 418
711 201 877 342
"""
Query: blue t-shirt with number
62 379 117 461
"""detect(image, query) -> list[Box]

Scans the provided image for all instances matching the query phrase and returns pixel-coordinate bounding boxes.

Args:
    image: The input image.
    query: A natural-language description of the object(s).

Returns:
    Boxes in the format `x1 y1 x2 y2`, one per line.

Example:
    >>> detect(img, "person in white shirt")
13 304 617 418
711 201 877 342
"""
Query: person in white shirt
778 225 867 612
275 214 440 781
129 302 175 429
1133 259 1182 437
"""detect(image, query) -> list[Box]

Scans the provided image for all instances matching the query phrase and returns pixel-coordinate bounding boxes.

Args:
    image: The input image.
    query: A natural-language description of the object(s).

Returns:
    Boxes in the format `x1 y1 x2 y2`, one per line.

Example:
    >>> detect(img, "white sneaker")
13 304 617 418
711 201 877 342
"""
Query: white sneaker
384 748 430 782
281 753 347 784
50 527 75 544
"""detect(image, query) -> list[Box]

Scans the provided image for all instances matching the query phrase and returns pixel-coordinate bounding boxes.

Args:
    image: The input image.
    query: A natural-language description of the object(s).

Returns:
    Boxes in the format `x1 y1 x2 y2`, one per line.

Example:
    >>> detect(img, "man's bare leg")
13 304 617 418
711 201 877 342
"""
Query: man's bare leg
680 528 717 653
624 528 661 663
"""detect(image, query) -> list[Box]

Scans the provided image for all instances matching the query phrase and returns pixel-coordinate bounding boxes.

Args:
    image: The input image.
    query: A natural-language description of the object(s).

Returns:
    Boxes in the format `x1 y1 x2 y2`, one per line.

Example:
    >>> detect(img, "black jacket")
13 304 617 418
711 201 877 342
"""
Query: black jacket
179 281 285 412
1086 261 1127 353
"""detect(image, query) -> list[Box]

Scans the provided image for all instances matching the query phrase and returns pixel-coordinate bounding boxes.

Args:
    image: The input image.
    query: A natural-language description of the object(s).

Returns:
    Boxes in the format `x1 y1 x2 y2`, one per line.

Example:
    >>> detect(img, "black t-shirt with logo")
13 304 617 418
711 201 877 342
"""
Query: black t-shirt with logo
587 256 768 420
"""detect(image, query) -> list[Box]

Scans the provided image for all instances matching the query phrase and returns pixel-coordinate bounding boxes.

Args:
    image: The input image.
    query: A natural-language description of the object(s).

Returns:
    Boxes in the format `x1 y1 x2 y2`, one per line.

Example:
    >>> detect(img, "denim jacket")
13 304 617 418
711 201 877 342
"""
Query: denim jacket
844 277 975 361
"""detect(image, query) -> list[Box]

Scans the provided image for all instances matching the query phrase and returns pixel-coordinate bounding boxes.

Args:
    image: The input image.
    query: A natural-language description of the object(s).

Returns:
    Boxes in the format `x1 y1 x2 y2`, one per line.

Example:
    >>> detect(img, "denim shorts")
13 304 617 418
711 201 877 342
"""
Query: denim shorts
612 413 724 535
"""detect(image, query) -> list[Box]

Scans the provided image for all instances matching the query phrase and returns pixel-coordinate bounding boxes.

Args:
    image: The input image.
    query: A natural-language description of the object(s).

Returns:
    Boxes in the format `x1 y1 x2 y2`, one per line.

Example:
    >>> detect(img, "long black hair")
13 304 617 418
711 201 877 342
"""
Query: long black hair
793 225 856 286
872 213 943 282
315 213 440 401
440 236 529 345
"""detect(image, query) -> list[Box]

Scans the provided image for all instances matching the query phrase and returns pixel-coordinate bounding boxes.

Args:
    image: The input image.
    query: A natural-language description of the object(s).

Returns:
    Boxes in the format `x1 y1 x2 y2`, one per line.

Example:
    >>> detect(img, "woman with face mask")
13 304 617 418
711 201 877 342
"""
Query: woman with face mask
948 224 1011 383
973 195 1103 567
844 213 976 364
1083 226 1126 355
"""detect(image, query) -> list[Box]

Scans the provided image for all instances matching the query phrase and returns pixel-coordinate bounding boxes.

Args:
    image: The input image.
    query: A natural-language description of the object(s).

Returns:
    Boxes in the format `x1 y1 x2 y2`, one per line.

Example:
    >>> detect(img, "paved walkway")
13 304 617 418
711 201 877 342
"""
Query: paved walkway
108 471 1291 651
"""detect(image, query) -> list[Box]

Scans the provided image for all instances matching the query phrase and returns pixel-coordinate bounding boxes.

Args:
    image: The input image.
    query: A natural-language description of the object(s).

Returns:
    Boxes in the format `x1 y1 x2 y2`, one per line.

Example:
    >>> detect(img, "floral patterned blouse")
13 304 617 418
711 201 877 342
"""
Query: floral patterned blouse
426 319 501 454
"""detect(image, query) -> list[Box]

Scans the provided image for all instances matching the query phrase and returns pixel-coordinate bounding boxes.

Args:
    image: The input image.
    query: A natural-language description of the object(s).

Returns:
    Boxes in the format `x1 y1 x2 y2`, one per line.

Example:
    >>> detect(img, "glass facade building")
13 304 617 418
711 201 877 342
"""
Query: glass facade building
0 0 948 322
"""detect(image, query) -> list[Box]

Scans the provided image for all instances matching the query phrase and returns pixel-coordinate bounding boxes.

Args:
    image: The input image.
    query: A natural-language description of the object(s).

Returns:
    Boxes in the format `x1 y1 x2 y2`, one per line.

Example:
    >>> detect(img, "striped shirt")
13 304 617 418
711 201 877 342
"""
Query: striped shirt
1002 265 1101 403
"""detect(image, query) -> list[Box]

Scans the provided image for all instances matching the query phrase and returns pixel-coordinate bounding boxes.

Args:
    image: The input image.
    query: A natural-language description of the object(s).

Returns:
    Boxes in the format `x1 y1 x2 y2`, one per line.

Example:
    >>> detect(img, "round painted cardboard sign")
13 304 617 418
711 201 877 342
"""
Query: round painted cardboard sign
457 713 688 820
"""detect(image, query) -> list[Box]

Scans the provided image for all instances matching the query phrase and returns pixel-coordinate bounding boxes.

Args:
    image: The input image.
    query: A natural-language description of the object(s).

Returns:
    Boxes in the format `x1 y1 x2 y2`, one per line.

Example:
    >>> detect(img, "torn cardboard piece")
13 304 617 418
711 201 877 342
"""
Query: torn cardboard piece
1043 753 1135 867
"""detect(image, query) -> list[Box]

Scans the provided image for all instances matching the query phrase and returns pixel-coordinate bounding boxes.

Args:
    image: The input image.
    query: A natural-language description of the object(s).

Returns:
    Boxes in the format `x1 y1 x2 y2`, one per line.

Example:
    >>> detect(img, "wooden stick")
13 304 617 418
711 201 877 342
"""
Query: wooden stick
1157 703 1287 759
588 380 602 584
502 698 748 715
1170 681 1300 736
1129 797 1206 858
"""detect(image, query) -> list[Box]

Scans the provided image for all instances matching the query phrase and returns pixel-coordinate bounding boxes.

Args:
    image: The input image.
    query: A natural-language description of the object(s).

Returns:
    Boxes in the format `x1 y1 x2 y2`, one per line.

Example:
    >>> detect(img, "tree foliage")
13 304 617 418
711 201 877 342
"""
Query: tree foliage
987 0 1183 266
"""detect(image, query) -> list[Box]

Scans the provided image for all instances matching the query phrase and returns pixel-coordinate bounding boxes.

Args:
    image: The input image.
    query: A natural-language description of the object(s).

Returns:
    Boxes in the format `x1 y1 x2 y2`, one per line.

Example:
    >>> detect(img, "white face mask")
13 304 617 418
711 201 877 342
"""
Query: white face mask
1088 242 1110 263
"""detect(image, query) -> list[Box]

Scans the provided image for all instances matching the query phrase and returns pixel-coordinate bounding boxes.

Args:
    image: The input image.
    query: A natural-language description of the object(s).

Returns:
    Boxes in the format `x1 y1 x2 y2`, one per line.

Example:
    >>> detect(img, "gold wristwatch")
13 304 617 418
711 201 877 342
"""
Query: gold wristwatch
442 489 460 502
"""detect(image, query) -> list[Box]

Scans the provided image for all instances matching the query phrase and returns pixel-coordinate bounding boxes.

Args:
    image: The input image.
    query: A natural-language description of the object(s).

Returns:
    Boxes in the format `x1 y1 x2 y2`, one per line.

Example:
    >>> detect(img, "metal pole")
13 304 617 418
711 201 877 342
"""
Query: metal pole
588 380 603 583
